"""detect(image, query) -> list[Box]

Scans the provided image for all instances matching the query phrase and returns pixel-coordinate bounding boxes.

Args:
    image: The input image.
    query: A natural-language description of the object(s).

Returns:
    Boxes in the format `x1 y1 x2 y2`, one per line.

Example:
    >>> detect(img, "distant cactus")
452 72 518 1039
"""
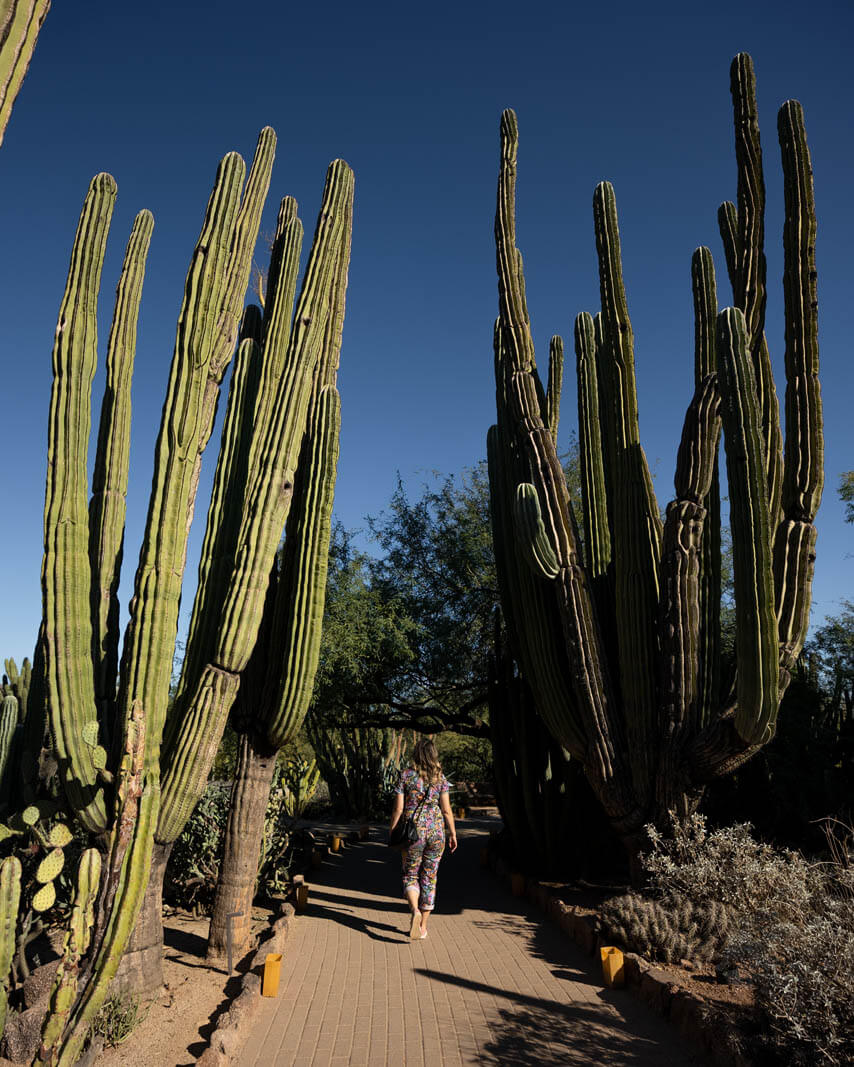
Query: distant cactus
281 757 321 818
600 891 731 964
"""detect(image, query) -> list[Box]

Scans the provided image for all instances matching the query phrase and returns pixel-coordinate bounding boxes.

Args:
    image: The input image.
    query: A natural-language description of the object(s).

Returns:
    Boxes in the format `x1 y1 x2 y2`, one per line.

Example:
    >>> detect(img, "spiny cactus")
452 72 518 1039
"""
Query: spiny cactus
599 891 731 964
206 162 352 960
36 848 101 1066
0 0 51 148
487 54 822 871
8 126 308 1061
0 856 21 1038
282 757 321 818
0 693 18 807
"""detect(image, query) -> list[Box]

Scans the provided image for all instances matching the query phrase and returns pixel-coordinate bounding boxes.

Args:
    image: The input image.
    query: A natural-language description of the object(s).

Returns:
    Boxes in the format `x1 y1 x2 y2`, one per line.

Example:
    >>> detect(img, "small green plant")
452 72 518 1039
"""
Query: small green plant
90 994 148 1049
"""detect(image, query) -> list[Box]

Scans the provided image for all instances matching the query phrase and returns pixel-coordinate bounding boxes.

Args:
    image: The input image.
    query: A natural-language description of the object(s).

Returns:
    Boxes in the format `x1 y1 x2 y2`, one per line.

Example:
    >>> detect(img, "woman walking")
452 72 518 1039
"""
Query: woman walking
390 738 457 939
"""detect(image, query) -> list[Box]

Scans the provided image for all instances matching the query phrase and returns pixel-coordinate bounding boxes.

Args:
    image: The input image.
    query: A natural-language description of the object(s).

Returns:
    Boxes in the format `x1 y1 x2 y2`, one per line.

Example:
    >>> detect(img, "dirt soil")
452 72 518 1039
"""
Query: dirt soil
95 913 243 1067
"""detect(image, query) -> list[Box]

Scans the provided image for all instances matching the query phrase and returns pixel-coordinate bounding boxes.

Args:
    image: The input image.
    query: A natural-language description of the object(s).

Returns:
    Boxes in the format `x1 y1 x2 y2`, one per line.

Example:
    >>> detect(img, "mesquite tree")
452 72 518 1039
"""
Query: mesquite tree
487 54 823 871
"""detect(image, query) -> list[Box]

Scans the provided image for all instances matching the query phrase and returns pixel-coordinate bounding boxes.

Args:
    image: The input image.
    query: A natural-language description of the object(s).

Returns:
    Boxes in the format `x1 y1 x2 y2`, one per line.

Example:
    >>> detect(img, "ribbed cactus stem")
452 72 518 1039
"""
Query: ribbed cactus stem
264 385 341 746
42 173 116 833
774 98 822 676
89 209 153 731
0 855 21 1038
0 0 50 147
0 693 18 808
593 180 661 799
691 248 721 728
574 312 610 581
716 308 778 744
727 53 783 520
546 335 563 442
118 130 274 777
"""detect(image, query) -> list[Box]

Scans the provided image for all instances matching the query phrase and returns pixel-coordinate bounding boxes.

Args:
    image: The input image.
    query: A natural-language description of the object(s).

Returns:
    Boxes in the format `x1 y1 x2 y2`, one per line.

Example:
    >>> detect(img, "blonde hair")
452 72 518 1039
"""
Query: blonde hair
411 737 442 785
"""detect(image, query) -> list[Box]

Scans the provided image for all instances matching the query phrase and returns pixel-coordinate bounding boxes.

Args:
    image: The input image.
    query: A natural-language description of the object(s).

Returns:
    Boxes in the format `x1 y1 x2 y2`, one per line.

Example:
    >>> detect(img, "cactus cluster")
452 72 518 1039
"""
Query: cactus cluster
0 121 354 1057
281 757 322 818
487 54 823 862
599 892 732 964
205 164 352 957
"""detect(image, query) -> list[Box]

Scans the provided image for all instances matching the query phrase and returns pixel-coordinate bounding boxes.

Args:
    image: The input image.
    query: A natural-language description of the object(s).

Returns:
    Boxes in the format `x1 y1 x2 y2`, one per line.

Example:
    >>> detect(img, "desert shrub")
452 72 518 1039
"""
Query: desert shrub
166 783 230 913
638 813 854 1065
168 771 314 911
599 892 731 964
643 812 812 922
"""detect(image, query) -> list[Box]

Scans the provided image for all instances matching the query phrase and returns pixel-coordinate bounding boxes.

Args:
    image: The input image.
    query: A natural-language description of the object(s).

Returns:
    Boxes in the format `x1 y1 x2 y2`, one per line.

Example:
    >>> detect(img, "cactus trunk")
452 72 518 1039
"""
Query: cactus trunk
108 841 172 998
206 731 277 960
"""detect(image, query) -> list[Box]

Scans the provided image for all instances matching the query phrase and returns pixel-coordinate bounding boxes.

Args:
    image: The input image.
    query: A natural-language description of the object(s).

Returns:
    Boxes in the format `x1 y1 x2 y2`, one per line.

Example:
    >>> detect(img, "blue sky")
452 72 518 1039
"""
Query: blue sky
1 0 851 662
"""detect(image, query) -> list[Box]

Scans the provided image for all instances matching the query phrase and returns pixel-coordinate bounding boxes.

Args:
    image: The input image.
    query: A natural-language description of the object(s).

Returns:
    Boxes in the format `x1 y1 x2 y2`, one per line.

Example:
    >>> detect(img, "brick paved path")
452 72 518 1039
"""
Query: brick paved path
240 821 708 1065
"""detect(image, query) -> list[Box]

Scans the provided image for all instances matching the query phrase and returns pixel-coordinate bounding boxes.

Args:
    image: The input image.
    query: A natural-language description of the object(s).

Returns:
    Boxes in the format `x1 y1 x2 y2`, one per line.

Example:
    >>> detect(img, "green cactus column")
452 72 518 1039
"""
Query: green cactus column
486 53 823 875
206 162 352 961
0 0 50 148
28 130 277 1064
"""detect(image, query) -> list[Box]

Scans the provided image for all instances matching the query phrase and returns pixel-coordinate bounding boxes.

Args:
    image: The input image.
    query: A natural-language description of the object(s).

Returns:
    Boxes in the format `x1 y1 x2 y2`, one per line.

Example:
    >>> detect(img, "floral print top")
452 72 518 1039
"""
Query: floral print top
395 768 450 838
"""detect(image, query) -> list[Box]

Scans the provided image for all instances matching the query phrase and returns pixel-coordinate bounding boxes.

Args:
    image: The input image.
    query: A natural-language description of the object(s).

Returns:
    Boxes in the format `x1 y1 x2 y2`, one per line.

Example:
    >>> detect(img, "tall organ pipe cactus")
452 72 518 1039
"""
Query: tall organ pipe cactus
114 161 354 989
14 124 353 1060
34 134 272 1060
487 54 822 869
205 168 351 960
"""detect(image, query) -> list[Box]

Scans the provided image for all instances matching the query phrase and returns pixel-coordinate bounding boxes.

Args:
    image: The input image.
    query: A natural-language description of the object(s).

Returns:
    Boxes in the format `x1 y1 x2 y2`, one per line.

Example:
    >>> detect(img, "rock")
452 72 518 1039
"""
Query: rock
21 959 61 1010
638 968 673 1015
0 1004 45 1064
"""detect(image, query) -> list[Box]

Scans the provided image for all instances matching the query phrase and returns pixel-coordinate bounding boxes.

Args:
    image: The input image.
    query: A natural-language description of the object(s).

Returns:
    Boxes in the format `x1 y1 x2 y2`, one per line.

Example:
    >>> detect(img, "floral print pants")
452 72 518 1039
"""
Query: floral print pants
402 830 445 910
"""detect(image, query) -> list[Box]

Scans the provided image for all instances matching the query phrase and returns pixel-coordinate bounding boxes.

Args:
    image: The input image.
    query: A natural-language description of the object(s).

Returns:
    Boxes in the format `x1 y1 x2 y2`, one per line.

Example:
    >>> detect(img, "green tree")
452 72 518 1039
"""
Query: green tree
840 472 854 524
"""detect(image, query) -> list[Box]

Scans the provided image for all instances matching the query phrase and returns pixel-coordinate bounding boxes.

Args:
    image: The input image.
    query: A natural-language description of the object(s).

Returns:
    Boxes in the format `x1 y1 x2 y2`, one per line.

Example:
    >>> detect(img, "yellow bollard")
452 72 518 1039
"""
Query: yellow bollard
456 806 466 819
295 884 309 913
330 834 342 852
262 953 283 997
600 946 625 988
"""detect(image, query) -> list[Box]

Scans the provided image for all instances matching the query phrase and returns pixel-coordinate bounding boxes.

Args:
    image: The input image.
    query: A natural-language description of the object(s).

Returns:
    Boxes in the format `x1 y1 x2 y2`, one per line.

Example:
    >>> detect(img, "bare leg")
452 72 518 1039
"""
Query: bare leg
420 908 431 935
405 886 421 938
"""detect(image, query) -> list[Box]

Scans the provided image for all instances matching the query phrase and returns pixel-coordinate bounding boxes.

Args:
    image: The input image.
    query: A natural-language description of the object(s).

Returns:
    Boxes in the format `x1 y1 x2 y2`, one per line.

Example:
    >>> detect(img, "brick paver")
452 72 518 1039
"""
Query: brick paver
240 821 708 1065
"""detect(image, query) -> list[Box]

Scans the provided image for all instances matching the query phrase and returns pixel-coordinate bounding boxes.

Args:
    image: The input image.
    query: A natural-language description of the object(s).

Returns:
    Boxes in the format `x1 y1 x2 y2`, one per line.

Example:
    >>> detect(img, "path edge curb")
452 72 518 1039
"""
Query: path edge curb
195 902 296 1066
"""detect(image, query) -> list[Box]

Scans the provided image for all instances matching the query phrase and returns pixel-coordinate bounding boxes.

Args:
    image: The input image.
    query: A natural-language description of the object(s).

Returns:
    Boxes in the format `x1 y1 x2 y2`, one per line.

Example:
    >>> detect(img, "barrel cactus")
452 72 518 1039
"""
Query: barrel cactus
487 54 822 870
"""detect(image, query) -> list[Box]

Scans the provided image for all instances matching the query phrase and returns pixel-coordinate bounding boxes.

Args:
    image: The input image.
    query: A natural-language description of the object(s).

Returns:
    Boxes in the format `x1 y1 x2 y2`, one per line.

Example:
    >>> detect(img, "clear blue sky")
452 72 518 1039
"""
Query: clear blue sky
1 0 851 663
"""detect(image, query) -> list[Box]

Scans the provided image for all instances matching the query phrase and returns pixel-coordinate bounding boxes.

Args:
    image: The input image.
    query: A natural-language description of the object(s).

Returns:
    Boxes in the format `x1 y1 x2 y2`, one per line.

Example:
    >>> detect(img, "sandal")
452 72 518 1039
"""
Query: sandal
419 930 428 939
409 911 422 939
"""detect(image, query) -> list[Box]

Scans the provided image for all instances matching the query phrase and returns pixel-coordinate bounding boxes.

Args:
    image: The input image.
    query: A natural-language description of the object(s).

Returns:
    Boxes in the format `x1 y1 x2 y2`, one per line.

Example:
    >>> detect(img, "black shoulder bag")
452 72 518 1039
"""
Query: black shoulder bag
388 790 429 851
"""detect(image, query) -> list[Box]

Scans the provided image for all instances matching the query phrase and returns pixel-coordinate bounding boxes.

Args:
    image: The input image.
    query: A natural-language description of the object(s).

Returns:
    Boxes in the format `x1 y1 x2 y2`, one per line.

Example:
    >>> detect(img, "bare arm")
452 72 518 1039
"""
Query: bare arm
390 792 404 833
439 791 457 852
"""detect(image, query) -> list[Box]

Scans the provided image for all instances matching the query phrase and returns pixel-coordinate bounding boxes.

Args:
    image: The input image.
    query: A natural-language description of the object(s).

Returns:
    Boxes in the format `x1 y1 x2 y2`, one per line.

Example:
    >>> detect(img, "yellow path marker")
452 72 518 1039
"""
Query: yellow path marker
600 946 625 988
262 953 283 997
295 884 309 913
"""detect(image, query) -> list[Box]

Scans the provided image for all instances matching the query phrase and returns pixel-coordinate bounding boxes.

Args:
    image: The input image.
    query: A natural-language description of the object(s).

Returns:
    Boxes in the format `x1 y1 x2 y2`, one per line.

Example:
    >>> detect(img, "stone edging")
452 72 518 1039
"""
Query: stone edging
196 902 296 1066
485 844 751 1067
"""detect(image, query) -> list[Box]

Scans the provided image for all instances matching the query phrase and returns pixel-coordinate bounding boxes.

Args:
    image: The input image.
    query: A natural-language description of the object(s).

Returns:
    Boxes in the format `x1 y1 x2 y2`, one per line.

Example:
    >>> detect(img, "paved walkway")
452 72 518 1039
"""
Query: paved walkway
240 820 709 1066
